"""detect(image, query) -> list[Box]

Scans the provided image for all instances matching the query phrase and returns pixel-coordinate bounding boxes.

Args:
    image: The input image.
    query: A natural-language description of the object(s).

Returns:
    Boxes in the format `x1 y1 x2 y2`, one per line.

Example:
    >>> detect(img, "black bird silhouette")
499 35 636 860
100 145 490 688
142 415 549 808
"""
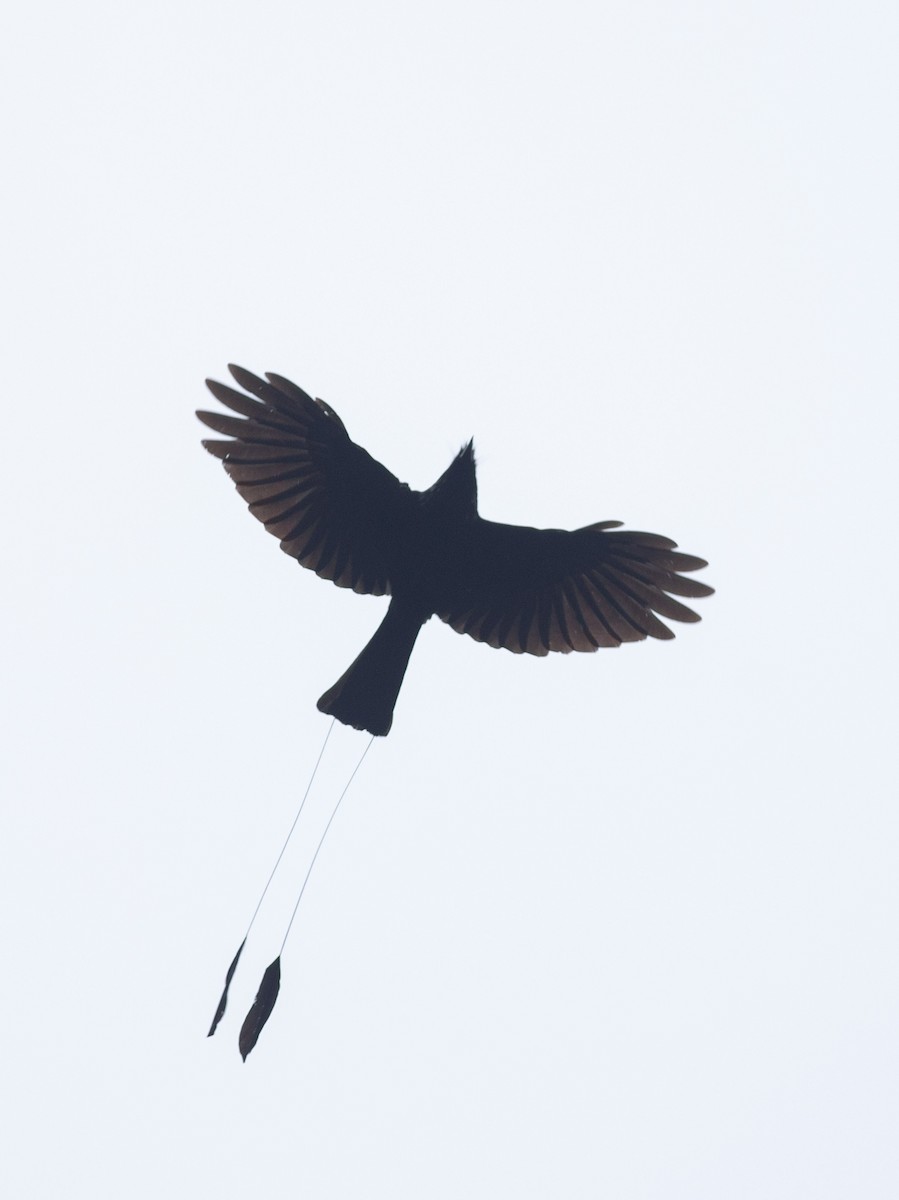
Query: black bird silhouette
198 366 713 736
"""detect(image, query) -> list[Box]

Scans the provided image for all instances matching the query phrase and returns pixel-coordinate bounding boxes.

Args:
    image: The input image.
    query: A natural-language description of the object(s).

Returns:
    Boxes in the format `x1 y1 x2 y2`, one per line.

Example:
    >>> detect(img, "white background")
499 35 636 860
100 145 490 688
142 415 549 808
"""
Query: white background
3 3 897 1196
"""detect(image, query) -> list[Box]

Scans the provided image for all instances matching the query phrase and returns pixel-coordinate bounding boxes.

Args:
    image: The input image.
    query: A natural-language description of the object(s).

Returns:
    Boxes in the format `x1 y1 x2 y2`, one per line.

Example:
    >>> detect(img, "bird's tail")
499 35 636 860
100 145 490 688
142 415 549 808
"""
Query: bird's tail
317 599 425 736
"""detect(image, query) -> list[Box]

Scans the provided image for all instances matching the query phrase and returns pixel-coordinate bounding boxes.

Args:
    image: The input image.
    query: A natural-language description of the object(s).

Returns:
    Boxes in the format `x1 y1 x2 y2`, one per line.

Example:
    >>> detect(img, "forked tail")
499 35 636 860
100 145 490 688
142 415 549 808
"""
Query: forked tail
317 599 425 736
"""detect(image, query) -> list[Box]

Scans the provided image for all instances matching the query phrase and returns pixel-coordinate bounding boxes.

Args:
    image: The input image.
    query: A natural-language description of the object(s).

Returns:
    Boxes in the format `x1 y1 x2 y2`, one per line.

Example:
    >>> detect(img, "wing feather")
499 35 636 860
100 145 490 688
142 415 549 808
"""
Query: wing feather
436 519 712 656
198 367 413 595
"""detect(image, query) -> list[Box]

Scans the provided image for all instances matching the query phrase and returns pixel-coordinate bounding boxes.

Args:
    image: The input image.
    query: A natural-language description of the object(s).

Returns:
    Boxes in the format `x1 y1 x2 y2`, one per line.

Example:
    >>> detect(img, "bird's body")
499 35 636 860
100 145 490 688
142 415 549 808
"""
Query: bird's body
198 366 713 735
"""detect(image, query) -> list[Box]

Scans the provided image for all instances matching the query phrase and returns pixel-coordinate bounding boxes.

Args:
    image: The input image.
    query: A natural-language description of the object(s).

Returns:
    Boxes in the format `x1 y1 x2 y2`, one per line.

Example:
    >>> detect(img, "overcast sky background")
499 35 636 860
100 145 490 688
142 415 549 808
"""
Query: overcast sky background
3 2 898 1196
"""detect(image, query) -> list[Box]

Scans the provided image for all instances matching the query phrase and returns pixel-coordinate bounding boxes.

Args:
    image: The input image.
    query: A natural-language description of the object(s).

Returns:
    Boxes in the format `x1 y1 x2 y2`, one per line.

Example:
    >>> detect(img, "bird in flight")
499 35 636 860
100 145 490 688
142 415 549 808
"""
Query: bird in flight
198 366 713 736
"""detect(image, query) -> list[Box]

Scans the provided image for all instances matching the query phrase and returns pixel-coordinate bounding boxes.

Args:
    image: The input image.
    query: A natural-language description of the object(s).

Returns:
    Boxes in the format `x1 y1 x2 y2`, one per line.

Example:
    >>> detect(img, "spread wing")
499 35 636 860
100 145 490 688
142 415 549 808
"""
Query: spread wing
197 366 413 595
436 519 713 655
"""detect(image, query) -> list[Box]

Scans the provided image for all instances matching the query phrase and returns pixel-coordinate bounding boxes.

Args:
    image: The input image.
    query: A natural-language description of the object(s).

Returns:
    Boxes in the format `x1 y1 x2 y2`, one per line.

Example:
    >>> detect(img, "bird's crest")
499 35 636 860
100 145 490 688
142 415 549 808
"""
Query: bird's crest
423 439 478 520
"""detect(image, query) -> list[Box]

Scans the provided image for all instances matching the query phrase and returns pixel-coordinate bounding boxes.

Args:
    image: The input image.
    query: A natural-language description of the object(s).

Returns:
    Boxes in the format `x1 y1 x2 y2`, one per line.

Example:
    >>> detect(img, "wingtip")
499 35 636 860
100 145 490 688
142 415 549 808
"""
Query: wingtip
200 438 232 459
228 364 264 393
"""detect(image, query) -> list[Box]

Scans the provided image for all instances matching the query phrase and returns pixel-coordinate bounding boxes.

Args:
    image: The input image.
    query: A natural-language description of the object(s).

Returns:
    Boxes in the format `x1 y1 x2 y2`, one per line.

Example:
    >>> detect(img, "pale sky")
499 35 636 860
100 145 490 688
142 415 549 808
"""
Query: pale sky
4 3 898 1197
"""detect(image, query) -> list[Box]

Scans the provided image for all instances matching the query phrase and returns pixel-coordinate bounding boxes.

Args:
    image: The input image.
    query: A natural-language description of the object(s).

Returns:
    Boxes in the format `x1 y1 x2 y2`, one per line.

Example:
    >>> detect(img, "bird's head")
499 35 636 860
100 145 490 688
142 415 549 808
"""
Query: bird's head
423 439 478 520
